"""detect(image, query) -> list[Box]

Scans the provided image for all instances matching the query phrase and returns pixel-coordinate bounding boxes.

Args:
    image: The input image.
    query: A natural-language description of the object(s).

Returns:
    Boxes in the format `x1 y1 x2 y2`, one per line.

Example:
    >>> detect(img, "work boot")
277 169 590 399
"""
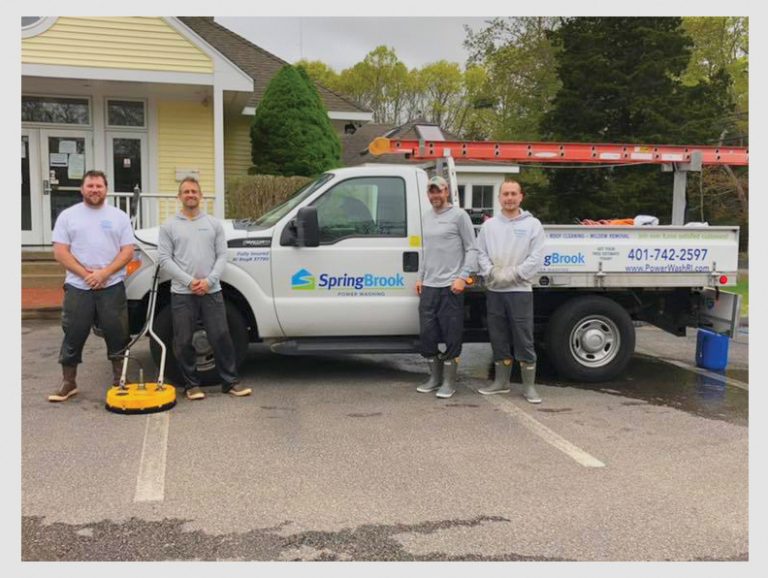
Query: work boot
111 357 125 387
478 360 512 395
436 358 459 399
520 361 542 404
416 357 443 393
48 365 78 402
224 383 252 397
185 386 206 401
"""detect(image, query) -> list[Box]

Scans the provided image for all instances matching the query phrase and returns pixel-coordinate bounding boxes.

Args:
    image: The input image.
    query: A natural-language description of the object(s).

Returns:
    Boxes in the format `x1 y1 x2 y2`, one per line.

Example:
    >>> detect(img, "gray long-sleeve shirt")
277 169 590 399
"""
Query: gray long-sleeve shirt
157 212 227 294
419 205 477 287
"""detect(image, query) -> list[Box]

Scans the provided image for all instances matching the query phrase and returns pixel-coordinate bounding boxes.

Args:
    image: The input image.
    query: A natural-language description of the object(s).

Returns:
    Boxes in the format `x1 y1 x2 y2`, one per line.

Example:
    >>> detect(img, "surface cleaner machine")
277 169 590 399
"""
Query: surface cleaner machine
105 261 176 414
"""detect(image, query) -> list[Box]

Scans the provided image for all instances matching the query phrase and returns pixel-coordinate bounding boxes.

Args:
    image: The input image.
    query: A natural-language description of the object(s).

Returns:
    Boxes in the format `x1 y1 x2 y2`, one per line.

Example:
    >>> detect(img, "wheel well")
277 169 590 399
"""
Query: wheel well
221 282 259 341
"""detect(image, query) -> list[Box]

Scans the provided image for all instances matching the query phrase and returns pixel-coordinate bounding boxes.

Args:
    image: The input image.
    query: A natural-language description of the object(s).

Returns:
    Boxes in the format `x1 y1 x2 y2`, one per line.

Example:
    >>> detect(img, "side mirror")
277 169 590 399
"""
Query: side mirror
296 206 320 247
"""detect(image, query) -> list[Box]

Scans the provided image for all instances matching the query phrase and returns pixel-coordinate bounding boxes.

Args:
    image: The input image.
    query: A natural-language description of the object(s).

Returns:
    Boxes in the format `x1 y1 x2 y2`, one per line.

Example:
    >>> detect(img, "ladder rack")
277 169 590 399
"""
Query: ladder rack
368 137 748 166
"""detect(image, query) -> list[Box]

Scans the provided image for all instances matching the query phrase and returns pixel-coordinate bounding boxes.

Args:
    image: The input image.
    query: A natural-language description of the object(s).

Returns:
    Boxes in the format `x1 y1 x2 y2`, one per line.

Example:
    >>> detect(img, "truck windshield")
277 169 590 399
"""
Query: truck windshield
247 173 334 229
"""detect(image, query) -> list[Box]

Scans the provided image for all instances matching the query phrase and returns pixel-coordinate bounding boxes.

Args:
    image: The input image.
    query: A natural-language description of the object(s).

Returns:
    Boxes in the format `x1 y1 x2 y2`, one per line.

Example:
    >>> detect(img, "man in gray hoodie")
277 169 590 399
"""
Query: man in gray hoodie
476 180 546 402
415 175 477 399
157 177 251 401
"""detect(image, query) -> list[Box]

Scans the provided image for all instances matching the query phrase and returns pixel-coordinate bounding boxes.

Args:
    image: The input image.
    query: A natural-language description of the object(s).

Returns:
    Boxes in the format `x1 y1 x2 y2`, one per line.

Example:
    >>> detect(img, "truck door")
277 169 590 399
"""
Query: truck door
271 173 423 336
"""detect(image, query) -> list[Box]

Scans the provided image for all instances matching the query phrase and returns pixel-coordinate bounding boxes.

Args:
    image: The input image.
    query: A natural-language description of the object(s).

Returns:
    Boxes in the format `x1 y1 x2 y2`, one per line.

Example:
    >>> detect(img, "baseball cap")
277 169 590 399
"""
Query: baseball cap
428 175 448 189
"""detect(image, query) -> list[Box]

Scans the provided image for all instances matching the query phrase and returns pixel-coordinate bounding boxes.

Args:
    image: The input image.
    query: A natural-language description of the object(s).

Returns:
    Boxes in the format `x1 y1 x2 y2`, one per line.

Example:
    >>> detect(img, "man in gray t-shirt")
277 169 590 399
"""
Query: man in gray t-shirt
415 175 477 399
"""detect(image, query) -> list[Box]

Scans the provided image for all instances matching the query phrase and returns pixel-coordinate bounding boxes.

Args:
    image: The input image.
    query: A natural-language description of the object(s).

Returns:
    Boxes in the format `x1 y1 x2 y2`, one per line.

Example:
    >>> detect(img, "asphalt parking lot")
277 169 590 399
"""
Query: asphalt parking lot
21 320 748 562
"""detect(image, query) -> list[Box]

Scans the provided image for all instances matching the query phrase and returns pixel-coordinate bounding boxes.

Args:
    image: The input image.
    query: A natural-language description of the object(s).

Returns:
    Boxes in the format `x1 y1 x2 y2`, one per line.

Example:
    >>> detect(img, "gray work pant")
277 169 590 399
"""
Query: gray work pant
419 285 464 359
486 291 536 363
171 292 239 390
58 282 130 367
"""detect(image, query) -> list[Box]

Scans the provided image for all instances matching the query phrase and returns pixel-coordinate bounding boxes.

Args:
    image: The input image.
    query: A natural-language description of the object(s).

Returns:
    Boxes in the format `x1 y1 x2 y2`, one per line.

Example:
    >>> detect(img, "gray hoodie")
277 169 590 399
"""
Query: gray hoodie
476 210 545 292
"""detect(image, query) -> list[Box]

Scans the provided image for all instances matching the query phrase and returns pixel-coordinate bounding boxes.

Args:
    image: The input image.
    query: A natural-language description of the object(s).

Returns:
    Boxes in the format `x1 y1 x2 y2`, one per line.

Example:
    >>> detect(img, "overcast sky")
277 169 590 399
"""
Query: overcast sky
215 17 493 71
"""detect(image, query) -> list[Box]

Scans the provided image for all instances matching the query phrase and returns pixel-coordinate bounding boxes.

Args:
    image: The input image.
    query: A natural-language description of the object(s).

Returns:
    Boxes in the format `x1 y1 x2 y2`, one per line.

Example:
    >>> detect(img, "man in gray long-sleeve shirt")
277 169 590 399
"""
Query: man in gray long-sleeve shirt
157 177 251 401
415 175 477 399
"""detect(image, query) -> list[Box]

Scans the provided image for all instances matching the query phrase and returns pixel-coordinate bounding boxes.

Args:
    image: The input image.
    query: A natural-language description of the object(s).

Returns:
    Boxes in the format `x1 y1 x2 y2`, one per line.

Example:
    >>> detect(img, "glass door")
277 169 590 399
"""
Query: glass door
106 132 148 225
40 129 93 244
21 129 43 245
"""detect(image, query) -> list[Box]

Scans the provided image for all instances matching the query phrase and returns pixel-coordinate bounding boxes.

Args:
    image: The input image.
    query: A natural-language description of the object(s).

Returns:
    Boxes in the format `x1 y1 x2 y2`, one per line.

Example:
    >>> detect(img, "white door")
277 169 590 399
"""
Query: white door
271 174 423 337
21 129 43 245
106 132 148 226
39 129 93 244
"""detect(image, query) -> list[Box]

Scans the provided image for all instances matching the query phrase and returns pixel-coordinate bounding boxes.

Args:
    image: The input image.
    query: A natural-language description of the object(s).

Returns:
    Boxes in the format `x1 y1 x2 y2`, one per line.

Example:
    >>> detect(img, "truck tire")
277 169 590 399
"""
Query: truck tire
545 296 635 382
150 300 249 386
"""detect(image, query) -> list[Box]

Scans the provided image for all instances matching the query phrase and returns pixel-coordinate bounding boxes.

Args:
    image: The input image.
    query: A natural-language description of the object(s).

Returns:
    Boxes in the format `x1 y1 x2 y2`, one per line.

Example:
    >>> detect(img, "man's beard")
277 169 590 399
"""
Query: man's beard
83 195 105 207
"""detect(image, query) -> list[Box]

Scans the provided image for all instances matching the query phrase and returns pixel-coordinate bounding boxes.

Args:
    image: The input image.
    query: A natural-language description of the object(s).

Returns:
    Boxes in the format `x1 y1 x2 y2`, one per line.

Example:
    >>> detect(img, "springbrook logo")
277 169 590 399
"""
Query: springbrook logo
291 269 405 291
291 269 316 290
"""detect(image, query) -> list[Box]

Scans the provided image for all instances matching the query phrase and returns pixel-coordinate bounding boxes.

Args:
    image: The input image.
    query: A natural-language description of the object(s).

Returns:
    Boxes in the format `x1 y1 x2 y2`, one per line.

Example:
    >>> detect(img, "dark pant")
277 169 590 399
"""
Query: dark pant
171 292 238 390
419 285 465 359
486 291 536 363
59 282 130 367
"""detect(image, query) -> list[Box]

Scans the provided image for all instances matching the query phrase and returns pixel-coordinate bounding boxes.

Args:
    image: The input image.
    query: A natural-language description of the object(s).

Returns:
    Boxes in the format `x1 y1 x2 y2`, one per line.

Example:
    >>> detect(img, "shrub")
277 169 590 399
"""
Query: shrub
226 174 312 220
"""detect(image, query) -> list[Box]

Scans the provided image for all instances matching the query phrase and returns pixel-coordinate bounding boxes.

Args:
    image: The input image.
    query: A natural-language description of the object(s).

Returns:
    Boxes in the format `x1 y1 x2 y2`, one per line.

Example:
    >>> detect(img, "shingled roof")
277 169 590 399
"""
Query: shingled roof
179 17 370 115
342 119 462 166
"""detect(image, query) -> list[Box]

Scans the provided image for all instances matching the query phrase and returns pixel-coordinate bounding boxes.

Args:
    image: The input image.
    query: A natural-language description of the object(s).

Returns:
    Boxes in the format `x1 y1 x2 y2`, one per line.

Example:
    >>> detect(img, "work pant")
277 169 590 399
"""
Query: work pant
486 291 536 363
419 285 464 360
58 282 130 367
171 292 239 390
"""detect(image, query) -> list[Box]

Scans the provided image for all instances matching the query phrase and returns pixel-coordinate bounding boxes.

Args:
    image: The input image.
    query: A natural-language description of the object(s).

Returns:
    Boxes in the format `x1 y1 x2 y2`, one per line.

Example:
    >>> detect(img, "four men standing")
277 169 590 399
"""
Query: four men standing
46 171 545 404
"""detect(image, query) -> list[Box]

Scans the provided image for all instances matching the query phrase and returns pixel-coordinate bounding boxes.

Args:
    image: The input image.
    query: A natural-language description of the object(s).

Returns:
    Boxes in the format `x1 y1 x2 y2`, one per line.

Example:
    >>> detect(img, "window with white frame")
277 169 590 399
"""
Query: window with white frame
22 95 90 125
106 99 146 128
471 185 495 211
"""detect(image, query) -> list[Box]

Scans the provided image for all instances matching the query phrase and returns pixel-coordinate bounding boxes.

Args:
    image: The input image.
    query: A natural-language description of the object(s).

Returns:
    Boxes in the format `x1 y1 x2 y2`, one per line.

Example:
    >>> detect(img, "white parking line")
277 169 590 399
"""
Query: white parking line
471 386 606 468
635 350 749 391
134 412 170 502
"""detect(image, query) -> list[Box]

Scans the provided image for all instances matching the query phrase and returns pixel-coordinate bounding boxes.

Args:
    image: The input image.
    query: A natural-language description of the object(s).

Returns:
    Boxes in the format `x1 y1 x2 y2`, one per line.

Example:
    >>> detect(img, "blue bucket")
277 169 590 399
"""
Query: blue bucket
696 329 730 371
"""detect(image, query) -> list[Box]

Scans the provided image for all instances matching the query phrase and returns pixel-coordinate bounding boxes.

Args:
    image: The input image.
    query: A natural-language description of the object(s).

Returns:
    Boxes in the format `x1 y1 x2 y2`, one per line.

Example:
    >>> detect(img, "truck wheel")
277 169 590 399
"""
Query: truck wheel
545 296 635 382
150 301 249 386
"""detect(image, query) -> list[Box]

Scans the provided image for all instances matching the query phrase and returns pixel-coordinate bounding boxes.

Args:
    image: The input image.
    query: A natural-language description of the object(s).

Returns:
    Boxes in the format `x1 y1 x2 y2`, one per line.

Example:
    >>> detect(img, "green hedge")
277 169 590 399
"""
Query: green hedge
226 174 312 220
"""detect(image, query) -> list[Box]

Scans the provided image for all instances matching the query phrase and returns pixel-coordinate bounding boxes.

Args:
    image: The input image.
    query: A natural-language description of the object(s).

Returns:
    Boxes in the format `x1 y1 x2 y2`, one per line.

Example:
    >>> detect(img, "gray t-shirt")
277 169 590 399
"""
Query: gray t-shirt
419 205 477 287
158 212 227 294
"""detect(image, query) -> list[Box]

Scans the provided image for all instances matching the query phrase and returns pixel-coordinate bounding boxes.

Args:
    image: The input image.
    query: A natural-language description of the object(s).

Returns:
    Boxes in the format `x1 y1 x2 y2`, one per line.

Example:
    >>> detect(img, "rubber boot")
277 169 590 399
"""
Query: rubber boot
416 357 443 393
48 365 79 402
520 361 542 404
478 360 512 395
111 358 125 387
436 358 458 399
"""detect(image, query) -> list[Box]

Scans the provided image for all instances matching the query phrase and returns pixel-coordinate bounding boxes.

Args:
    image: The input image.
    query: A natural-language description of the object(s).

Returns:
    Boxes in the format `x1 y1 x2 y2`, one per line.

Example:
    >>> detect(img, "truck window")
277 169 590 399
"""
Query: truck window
311 177 406 244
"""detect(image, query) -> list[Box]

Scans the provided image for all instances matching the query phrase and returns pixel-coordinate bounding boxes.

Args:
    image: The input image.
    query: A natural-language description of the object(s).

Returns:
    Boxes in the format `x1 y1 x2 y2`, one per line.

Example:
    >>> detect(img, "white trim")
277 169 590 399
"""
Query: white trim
21 17 58 39
242 108 373 121
328 111 374 122
23 64 216 87
213 87 225 218
148 95 159 198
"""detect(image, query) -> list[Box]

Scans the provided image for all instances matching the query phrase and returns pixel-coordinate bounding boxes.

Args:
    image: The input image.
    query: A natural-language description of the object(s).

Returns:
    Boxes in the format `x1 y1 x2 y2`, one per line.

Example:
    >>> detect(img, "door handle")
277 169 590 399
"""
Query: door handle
403 251 419 272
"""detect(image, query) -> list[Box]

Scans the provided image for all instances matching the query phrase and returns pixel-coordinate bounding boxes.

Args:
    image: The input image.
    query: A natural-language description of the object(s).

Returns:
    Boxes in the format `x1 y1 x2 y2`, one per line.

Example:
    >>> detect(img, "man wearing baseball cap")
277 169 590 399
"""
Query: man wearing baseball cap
415 174 477 399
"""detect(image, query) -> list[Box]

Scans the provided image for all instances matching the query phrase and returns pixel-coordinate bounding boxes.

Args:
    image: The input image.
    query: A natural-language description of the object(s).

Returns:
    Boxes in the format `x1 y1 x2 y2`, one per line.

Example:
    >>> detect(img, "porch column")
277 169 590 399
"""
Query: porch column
213 86 225 218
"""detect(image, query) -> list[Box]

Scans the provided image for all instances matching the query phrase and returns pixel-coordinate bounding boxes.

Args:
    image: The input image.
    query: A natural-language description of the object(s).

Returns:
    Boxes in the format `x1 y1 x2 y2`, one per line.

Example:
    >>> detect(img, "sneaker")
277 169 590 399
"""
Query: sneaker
185 386 206 400
225 384 252 397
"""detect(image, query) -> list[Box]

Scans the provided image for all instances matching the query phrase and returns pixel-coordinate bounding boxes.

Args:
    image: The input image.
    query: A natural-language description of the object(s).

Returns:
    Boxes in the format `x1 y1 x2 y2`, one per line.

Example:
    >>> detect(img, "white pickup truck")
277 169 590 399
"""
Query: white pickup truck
125 164 741 383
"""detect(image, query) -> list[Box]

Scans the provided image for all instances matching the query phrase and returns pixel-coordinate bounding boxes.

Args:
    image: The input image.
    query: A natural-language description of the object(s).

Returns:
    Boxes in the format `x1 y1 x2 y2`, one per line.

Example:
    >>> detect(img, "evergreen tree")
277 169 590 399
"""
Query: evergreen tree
539 17 735 223
250 65 341 177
